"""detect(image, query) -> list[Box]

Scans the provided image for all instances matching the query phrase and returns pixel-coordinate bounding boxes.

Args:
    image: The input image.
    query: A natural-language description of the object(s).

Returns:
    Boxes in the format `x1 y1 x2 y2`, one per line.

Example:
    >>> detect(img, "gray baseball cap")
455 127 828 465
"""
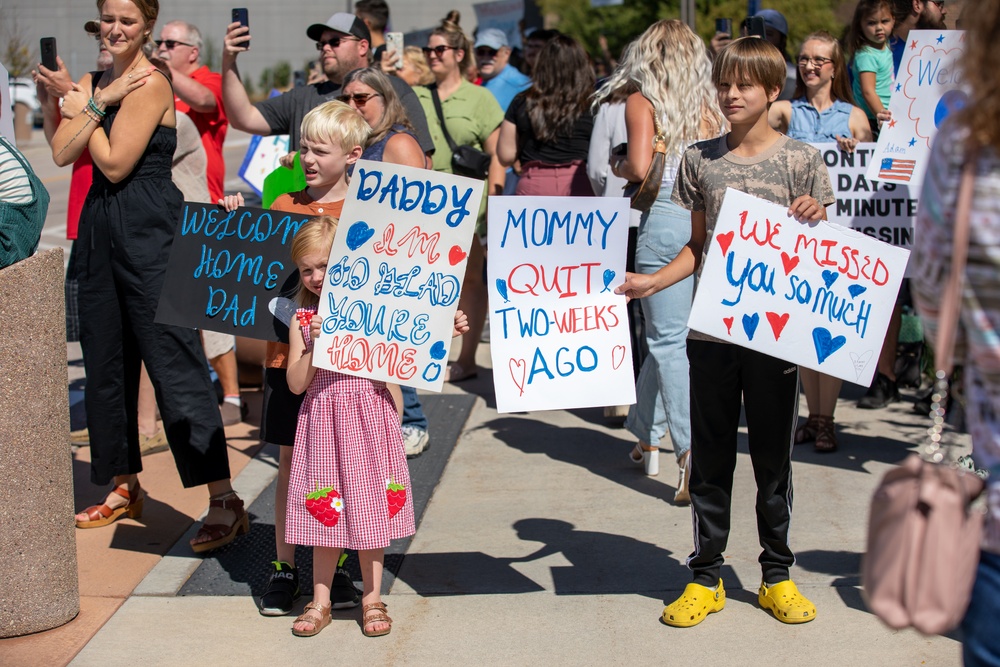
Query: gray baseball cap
306 13 371 44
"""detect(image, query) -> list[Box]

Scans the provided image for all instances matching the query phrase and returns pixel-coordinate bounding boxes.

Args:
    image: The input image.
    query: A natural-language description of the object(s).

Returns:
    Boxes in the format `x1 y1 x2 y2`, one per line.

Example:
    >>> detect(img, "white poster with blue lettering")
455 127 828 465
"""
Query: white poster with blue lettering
487 196 635 413
313 159 483 391
866 30 965 189
687 189 909 386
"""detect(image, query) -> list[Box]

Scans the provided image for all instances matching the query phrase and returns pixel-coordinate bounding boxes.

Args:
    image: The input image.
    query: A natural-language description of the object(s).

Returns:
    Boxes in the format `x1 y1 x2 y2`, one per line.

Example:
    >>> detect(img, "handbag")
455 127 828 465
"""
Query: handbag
862 153 985 635
623 111 667 213
429 85 491 180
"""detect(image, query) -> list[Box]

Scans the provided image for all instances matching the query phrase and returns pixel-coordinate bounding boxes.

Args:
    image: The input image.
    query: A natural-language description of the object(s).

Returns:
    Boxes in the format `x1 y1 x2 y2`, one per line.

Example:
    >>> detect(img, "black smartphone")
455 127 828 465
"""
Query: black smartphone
232 8 249 49
293 70 306 88
611 143 628 157
715 18 733 37
40 37 58 71
747 16 767 40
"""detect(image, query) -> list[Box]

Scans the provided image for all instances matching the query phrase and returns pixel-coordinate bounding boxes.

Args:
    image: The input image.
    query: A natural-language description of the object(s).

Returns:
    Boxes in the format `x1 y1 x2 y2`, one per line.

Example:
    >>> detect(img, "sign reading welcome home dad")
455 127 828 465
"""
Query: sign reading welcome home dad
487 196 635 413
867 30 965 190
313 159 482 391
688 189 909 386
155 202 312 341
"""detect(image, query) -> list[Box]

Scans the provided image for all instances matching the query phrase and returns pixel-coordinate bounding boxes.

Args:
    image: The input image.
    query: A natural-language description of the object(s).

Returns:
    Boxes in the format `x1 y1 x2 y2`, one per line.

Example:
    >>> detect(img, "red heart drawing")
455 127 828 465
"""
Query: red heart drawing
716 231 734 257
509 358 527 396
448 245 467 266
611 345 626 370
723 316 734 335
766 312 790 340
780 252 799 276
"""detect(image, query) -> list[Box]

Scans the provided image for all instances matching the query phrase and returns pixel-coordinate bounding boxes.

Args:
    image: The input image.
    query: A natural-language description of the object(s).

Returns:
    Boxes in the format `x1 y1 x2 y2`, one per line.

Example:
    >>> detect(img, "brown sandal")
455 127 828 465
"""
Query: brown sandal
76 482 143 528
814 416 838 453
189 492 249 553
794 415 820 445
292 600 332 637
362 601 392 637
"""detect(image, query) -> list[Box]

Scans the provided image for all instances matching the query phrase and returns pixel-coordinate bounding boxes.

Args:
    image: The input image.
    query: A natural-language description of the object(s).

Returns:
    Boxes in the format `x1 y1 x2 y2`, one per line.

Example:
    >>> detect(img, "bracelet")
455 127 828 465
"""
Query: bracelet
82 106 101 124
87 97 106 117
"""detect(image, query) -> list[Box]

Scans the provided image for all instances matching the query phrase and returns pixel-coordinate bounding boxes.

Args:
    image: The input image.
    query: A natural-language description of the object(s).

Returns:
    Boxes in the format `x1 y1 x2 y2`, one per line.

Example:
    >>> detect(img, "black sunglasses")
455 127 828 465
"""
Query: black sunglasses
155 39 193 49
475 47 498 58
316 36 357 50
422 45 455 57
337 92 381 106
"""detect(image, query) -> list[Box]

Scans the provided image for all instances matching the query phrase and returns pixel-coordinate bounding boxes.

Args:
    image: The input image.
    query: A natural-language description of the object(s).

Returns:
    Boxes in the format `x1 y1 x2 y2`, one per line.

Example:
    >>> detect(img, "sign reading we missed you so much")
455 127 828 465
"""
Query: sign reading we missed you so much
487 196 635 413
687 189 909 386
313 159 482 391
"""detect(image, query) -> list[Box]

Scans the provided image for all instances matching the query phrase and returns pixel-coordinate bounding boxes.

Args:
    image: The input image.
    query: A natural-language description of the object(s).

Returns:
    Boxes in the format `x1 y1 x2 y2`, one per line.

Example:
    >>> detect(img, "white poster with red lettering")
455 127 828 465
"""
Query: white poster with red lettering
313 160 483 391
687 188 909 386
487 196 635 413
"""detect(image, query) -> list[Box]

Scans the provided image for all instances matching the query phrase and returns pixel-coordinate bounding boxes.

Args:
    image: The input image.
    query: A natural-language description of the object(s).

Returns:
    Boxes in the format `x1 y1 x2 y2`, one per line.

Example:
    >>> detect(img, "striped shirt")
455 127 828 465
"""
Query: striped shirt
0 141 32 204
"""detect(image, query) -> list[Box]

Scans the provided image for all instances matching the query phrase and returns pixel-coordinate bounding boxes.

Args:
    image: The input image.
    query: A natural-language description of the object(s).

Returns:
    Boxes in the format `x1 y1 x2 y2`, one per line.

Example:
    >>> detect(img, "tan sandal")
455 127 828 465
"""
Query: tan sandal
362 601 392 637
292 600 331 637
190 492 249 553
76 482 143 528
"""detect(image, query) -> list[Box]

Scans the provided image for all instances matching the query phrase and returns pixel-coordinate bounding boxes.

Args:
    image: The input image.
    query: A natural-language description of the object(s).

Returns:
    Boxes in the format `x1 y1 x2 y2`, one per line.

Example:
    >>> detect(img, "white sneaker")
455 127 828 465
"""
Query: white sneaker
402 426 430 458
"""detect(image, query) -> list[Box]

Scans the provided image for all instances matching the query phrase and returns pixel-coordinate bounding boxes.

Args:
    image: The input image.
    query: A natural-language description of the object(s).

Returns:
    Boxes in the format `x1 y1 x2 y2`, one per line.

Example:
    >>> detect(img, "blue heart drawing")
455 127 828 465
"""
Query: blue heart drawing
422 362 442 383
602 269 616 293
346 221 375 251
496 278 509 302
821 270 839 288
813 327 847 364
848 284 867 299
742 313 760 340
429 341 447 360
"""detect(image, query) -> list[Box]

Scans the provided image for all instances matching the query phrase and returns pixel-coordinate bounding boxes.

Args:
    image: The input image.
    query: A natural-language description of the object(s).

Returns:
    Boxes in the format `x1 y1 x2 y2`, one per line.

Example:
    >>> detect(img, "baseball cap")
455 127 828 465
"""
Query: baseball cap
306 13 371 44
474 28 508 51
84 20 100 35
754 9 788 37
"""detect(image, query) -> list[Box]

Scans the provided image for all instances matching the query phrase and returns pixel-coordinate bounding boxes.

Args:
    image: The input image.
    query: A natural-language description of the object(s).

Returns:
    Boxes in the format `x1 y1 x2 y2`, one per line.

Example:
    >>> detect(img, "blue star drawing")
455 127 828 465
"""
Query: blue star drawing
936 34 945 44
909 137 917 147
896 82 902 92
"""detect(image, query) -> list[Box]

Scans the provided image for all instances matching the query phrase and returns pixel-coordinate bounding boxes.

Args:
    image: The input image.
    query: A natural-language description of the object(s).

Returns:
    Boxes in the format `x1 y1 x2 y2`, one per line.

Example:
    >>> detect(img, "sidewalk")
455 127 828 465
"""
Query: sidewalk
1 344 965 666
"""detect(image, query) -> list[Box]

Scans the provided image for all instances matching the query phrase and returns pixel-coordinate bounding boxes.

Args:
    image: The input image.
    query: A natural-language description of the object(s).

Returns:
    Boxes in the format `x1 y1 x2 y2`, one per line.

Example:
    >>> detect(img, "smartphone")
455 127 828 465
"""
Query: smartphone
611 142 628 157
232 8 249 49
293 70 306 88
715 18 733 37
746 16 767 40
385 31 404 69
40 37 58 71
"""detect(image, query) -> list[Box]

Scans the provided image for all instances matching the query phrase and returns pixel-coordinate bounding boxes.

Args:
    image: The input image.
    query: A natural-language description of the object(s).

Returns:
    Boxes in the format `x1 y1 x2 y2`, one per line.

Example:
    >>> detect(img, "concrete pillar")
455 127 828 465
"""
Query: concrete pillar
0 249 79 637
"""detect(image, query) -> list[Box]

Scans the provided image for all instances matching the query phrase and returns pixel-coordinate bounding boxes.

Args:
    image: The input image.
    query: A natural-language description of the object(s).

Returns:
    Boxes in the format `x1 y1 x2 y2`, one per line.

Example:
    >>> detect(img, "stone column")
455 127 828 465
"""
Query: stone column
0 249 79 636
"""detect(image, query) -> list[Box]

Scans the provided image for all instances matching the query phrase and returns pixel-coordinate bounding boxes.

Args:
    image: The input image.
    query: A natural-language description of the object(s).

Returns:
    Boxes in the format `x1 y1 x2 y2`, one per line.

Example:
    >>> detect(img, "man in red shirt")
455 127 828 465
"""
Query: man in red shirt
157 21 228 202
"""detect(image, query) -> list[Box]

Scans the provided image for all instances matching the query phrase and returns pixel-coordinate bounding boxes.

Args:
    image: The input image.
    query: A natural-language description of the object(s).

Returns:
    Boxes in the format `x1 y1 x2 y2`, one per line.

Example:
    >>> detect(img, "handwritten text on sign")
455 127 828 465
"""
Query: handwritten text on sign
687 189 909 386
313 160 482 391
487 196 635 413
154 202 311 340
867 30 965 189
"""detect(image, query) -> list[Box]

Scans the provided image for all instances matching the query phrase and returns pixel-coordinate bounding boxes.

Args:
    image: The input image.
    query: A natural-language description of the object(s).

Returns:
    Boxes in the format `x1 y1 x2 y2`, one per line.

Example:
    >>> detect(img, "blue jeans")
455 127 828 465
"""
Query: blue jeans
624 195 693 461
401 385 427 431
963 550 1000 666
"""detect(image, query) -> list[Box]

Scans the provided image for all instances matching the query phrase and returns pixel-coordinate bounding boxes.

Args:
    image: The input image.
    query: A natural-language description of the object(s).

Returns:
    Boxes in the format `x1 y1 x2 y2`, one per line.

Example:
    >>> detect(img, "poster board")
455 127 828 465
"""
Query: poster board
0 63 16 143
487 196 635 413
155 203 312 341
313 160 483 391
866 30 965 190
238 134 291 196
687 189 909 386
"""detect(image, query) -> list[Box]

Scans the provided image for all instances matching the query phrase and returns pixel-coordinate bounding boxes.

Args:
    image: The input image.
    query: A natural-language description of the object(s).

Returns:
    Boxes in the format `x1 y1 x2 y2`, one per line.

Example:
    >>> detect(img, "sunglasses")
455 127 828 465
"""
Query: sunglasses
337 92 381 106
475 47 498 58
155 39 194 49
316 36 357 50
422 45 456 57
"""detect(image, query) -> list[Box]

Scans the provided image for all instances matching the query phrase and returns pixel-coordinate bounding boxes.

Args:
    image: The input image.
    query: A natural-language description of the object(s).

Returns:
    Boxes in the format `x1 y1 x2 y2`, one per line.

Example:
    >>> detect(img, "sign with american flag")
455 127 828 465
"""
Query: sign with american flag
867 30 965 190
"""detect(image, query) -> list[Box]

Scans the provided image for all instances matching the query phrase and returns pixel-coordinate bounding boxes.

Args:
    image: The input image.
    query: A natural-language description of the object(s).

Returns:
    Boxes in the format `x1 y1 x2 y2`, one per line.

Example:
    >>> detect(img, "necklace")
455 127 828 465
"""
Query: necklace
124 56 144 80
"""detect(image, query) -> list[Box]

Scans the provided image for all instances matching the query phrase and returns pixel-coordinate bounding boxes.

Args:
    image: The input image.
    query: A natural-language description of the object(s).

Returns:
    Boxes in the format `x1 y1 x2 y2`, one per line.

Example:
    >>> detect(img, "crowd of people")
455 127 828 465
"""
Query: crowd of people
13 0 999 659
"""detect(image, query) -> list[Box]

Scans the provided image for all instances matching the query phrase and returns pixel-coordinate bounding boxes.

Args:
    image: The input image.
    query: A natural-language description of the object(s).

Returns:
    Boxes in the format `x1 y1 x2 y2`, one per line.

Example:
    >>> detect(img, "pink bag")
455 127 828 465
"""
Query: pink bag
862 155 985 635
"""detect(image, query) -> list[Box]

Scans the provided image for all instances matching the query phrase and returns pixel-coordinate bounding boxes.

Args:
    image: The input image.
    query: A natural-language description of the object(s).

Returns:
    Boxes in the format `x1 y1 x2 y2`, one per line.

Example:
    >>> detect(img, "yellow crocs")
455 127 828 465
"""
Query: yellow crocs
662 580 726 627
758 580 816 624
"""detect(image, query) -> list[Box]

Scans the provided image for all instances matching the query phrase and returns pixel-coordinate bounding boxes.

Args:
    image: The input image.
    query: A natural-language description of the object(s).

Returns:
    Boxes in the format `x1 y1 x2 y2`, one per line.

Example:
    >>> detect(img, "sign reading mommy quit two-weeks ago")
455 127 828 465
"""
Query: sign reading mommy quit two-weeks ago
867 30 965 190
155 203 312 340
487 196 635 413
688 189 909 386
313 159 483 391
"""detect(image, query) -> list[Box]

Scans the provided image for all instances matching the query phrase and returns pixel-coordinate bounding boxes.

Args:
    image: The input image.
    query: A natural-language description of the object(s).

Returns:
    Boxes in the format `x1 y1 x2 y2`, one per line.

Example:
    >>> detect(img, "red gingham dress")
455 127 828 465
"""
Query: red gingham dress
285 308 415 549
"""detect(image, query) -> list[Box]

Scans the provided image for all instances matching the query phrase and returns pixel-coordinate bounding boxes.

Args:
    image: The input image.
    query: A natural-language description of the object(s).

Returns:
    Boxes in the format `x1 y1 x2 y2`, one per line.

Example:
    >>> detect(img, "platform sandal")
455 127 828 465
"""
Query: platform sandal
76 481 143 529
813 416 838 453
362 601 392 637
662 580 726 627
189 491 249 554
292 600 332 637
794 415 820 445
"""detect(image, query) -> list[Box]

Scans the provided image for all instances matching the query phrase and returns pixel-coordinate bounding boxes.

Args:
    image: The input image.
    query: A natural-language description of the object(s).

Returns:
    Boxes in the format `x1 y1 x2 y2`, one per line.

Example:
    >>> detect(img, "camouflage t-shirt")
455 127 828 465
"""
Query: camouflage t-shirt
671 133 835 342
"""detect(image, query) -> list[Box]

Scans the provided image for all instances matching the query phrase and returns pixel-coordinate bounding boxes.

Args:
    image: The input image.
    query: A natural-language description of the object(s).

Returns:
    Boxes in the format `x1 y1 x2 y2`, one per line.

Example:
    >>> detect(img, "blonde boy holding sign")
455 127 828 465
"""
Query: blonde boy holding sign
617 38 835 627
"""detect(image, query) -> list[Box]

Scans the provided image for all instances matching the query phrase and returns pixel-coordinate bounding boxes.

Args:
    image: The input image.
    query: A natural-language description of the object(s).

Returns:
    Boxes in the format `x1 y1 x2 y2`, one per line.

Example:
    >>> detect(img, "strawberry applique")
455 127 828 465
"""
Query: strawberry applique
295 308 314 330
386 479 407 518
305 486 343 527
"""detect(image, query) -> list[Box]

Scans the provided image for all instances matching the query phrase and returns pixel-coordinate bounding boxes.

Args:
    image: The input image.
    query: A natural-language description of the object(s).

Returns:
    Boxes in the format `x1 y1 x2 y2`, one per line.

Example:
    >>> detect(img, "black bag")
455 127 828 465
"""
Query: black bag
430 85 491 180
